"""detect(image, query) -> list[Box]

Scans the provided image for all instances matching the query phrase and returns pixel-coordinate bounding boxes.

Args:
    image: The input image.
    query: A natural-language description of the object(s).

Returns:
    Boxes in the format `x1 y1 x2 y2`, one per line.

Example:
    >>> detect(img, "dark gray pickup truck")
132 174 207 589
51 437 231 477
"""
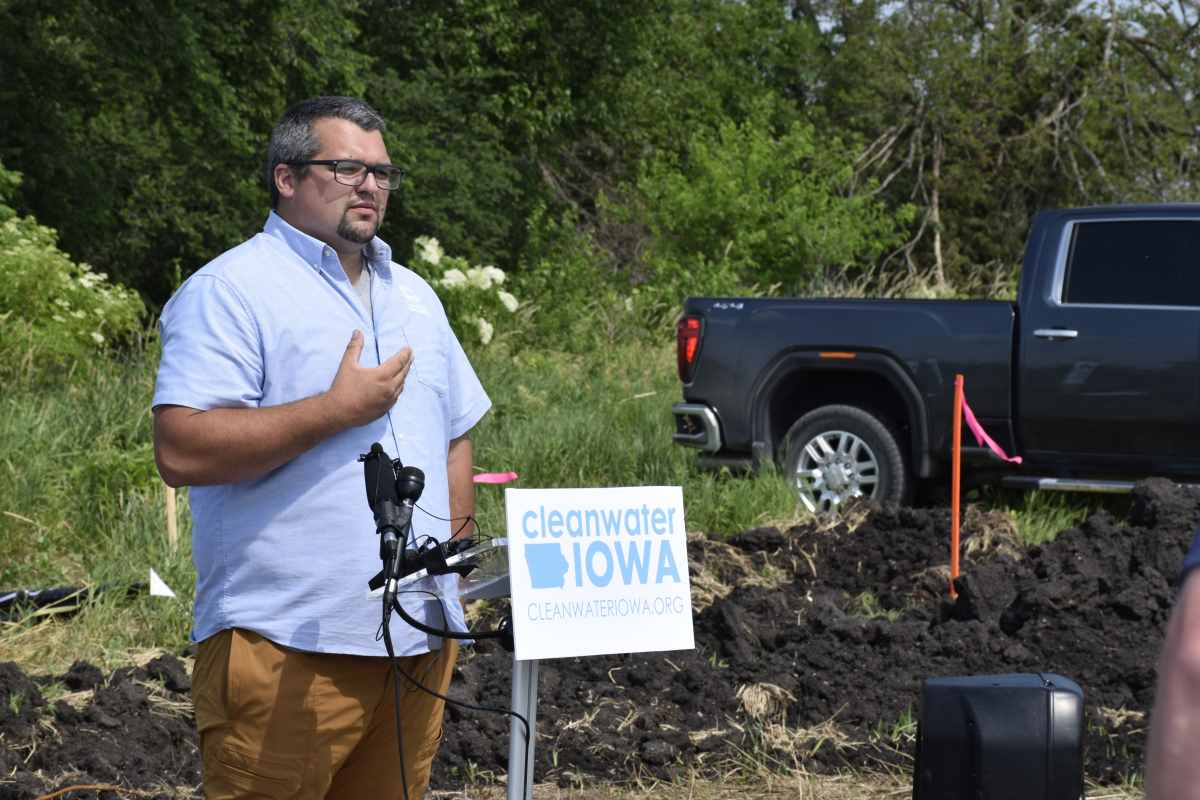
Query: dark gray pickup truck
672 204 1200 512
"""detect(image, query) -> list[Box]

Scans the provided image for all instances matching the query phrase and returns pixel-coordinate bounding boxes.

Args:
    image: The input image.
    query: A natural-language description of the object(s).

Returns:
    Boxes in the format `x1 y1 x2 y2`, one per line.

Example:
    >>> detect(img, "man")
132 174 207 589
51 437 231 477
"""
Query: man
153 96 490 799
1147 532 1200 799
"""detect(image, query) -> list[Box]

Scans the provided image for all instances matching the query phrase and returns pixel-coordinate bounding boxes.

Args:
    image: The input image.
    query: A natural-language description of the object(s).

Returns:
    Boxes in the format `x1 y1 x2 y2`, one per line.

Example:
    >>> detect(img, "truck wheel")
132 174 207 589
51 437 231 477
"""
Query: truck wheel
782 404 910 514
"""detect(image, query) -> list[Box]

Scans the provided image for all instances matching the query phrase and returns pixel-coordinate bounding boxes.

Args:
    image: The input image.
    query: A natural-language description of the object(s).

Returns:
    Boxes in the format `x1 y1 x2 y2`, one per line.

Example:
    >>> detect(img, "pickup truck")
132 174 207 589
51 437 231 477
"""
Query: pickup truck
672 204 1200 512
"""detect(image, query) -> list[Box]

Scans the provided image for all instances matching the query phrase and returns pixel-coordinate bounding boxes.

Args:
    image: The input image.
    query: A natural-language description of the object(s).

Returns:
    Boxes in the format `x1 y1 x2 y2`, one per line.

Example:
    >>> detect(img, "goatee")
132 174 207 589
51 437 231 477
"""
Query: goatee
338 213 381 245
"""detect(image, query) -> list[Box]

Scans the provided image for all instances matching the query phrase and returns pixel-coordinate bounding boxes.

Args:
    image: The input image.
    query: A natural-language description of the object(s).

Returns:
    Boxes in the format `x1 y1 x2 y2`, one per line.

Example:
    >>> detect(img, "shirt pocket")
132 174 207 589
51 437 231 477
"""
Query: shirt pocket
410 339 449 398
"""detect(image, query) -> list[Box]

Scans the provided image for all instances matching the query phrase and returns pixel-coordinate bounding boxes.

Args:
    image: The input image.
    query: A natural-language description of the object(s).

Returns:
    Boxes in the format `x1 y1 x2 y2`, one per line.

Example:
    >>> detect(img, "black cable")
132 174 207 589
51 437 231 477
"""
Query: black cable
391 593 508 642
463 528 505 547
410 503 477 540
444 512 474 540
380 577 411 800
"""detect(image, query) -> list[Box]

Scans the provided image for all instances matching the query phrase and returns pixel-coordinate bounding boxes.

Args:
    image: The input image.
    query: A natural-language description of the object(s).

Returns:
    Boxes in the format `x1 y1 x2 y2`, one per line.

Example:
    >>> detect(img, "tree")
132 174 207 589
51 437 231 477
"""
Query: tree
622 106 911 294
813 0 1200 288
0 0 370 304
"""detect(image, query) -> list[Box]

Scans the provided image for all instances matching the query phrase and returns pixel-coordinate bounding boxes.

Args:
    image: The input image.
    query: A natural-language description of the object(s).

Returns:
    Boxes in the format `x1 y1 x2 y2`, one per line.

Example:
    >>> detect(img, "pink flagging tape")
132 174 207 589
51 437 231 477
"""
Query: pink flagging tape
473 471 519 484
961 395 1023 464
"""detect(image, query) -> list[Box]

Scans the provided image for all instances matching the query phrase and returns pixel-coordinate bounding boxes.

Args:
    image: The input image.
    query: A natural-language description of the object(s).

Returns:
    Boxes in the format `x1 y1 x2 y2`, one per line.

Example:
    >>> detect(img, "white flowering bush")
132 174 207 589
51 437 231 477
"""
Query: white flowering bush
411 235 522 347
0 163 144 378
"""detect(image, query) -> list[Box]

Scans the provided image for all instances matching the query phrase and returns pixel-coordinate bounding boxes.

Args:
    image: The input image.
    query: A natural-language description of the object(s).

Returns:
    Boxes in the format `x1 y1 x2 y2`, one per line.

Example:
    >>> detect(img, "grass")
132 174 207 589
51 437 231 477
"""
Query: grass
0 333 1149 800
0 333 1133 674
0 344 194 673
848 592 902 622
468 343 799 537
973 486 1130 547
0 338 798 673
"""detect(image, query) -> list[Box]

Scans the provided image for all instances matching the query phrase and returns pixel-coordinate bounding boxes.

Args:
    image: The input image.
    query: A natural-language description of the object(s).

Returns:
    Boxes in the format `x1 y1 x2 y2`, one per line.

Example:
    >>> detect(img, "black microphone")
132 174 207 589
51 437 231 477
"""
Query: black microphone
360 443 410 587
392 465 425 552
361 443 403 533
362 443 392 508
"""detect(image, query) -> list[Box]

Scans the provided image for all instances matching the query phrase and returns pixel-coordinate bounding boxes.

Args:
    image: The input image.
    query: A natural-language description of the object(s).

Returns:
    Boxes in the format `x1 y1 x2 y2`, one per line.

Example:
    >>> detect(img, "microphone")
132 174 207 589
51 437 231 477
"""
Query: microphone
395 465 424 506
360 443 412 590
359 445 428 595
392 465 425 555
361 443 403 535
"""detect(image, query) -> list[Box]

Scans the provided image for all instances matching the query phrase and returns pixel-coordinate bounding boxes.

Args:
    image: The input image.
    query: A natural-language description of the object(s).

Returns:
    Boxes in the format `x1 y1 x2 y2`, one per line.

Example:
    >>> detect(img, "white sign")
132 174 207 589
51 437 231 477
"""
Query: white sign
505 486 695 661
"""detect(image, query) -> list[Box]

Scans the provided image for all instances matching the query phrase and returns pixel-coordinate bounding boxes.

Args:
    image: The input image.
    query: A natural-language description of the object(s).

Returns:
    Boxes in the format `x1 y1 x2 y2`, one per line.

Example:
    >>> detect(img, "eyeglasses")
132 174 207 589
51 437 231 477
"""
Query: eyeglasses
286 159 405 191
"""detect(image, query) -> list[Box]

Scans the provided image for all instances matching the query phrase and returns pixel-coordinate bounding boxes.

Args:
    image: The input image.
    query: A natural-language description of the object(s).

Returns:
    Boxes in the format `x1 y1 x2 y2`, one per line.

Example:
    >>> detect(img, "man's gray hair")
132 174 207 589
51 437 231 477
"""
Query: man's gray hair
265 96 386 208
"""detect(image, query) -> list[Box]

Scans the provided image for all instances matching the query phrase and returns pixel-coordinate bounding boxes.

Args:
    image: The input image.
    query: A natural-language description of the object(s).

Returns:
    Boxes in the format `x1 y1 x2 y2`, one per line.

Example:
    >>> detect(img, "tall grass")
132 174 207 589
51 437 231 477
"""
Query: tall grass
0 338 797 672
1 330 1125 674
469 344 798 537
0 348 195 671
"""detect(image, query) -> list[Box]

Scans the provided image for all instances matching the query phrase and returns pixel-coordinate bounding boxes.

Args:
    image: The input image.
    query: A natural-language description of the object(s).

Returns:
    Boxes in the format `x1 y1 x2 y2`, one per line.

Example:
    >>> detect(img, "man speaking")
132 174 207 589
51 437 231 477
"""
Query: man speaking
152 96 490 799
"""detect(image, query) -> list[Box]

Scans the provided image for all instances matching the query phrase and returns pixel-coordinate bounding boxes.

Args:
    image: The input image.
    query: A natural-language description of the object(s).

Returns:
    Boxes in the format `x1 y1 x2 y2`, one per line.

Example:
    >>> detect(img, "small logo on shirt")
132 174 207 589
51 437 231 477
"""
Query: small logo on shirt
396 286 429 316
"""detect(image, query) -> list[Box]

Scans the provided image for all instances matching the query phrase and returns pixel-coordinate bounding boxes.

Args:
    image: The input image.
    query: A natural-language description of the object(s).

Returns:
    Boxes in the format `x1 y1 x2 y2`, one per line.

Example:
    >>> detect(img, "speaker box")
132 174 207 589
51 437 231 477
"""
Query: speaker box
912 673 1083 800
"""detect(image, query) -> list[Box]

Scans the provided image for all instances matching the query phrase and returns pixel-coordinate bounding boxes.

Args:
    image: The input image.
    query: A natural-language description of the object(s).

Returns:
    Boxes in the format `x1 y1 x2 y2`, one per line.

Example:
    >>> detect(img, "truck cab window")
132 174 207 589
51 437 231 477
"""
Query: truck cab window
1064 220 1200 307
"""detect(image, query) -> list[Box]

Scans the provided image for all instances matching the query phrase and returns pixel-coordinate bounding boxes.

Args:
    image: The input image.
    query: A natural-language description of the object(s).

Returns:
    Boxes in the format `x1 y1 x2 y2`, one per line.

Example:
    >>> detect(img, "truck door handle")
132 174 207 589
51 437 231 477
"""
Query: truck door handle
1033 328 1078 340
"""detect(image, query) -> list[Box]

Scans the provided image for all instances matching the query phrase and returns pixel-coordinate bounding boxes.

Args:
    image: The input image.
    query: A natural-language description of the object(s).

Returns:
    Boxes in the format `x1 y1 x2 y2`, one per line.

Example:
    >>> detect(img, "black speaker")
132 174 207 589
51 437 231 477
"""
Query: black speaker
912 673 1083 800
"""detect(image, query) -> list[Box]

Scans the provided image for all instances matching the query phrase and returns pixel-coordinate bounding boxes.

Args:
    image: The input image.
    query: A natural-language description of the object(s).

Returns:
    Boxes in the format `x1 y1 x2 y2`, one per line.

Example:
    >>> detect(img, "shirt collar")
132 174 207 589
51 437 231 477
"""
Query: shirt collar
263 211 393 279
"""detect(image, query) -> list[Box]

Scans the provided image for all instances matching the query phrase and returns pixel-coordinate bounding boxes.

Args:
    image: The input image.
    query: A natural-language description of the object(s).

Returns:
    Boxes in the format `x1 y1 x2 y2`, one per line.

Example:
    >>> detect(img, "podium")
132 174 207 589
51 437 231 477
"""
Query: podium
413 484 695 799
403 538 534 800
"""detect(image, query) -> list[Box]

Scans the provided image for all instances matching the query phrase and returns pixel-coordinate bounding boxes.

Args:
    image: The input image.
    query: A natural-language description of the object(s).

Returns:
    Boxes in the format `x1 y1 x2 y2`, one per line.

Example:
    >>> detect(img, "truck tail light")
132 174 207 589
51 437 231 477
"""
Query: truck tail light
677 315 702 383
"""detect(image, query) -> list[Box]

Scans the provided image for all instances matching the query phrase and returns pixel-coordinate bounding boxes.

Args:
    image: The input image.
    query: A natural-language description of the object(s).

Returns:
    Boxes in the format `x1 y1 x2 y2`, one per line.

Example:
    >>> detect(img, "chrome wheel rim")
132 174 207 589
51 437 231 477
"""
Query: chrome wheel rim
793 429 880 513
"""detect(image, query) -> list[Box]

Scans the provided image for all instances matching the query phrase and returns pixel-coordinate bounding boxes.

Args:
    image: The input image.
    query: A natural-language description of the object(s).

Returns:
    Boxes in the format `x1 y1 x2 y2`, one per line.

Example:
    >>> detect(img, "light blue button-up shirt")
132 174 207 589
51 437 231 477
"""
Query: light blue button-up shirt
153 212 491 656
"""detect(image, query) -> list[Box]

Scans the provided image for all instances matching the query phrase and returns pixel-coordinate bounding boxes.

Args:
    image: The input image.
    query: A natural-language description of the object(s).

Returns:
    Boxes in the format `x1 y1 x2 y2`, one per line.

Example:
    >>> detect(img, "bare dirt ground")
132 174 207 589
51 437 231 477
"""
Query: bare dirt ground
3 479 1190 799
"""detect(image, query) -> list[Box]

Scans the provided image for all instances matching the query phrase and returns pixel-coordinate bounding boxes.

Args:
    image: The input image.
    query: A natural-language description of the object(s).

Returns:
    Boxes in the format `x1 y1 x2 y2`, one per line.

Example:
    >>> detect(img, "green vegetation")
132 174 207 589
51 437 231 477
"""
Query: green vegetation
0 348 194 670
5 1 1198 309
0 163 144 382
0 0 1183 692
0 332 802 672
621 110 913 296
976 487 1129 548
470 343 798 538
849 592 903 623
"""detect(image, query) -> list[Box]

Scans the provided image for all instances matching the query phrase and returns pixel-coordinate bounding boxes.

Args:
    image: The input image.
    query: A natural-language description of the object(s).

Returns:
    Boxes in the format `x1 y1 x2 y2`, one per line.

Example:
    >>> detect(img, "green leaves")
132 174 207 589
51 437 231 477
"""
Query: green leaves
611 107 912 297
4 0 1200 311
0 163 144 382
0 0 371 304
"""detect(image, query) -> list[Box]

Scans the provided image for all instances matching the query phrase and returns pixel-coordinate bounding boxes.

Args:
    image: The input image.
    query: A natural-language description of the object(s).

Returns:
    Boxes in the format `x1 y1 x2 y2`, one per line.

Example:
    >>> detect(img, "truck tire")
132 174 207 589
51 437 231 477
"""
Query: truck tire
782 404 910 513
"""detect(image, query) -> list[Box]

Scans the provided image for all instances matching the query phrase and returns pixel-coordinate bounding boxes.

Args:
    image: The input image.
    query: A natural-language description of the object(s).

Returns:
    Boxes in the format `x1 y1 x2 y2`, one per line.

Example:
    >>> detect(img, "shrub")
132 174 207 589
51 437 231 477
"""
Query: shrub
0 163 144 381
514 205 670 351
408 235 526 351
616 104 915 295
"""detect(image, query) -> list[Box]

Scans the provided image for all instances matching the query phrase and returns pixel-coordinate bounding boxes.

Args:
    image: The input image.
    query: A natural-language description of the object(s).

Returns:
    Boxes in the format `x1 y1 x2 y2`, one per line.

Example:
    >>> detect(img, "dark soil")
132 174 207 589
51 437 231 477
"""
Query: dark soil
4 478 1195 797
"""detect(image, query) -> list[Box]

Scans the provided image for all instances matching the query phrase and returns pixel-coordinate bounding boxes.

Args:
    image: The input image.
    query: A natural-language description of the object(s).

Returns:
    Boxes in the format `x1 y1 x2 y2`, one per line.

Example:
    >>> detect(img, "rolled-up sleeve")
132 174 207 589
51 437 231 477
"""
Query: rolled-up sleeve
153 274 264 412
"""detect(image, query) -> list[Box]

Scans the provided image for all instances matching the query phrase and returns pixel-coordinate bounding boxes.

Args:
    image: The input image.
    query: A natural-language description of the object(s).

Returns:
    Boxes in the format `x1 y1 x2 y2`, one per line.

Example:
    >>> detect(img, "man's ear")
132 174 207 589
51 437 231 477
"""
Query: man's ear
274 163 299 200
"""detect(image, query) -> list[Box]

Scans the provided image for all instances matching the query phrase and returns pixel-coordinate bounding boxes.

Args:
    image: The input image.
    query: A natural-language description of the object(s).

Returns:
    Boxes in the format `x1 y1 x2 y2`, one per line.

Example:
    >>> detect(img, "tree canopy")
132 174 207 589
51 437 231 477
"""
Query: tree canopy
2 0 1197 309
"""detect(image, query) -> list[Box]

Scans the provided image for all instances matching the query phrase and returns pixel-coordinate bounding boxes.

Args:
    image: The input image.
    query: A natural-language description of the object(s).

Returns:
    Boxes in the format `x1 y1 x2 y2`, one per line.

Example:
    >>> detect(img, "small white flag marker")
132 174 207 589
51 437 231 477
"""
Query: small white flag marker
149 568 177 598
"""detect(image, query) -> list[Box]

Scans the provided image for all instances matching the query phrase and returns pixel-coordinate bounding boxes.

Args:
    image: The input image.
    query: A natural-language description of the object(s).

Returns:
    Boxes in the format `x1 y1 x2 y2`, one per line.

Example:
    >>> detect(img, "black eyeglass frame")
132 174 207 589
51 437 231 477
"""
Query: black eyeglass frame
286 159 405 190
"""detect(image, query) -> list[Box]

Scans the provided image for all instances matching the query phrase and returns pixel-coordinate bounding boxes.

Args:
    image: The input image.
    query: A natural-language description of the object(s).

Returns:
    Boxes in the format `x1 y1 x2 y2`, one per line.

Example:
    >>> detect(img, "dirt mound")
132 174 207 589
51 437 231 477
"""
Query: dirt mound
3 479 1196 796
436 479 1197 786
0 657 199 799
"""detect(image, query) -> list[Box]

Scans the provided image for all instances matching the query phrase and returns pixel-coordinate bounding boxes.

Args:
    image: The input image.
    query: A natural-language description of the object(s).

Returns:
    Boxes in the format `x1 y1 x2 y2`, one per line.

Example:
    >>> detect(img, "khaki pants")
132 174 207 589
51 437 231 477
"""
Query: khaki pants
193 628 457 800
